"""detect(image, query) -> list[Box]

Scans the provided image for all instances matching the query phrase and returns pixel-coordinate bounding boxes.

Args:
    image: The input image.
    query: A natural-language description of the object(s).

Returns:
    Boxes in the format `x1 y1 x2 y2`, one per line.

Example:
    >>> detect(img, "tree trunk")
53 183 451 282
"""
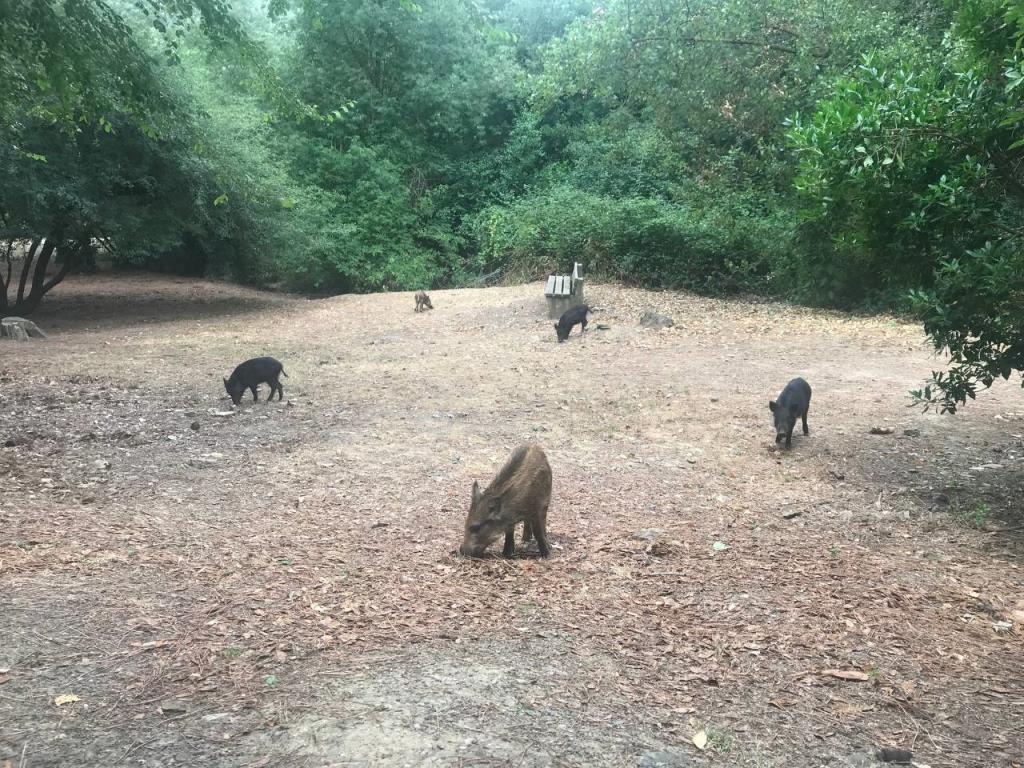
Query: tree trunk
23 238 59 313
0 239 11 316
15 238 41 308
5 235 81 316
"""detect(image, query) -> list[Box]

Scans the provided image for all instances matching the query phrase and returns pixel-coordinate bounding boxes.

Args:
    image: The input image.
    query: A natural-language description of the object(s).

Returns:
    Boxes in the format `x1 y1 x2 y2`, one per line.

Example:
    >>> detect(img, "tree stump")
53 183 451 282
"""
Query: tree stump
1 317 47 341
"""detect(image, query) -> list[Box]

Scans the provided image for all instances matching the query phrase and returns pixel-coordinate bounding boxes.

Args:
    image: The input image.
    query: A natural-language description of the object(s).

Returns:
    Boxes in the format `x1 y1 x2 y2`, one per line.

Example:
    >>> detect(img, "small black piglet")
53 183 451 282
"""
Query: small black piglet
224 357 287 405
769 377 811 448
554 304 591 342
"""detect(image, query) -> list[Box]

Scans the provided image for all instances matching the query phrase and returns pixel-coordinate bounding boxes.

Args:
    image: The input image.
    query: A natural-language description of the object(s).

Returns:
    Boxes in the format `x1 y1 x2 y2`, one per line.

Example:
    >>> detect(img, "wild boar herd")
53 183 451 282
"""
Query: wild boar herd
222 290 813 559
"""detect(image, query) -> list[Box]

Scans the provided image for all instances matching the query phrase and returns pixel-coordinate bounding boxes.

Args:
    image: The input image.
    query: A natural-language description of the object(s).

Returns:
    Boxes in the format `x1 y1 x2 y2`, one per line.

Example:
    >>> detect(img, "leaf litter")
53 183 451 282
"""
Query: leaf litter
1 274 1023 767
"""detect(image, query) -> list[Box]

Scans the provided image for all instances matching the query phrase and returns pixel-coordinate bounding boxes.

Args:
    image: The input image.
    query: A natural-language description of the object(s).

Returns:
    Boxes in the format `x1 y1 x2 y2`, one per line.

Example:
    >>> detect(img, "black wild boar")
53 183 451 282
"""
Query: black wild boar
769 377 811 448
554 304 590 342
224 357 287 405
460 444 552 558
415 290 433 312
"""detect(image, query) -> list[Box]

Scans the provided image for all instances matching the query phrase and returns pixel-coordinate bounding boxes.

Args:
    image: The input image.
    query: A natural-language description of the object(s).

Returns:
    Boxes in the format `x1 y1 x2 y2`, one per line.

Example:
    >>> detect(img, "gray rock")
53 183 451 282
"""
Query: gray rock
640 311 675 329
841 752 878 768
877 747 914 764
159 699 189 715
638 751 690 768
1 317 47 340
4 323 28 341
837 750 915 768
631 529 663 541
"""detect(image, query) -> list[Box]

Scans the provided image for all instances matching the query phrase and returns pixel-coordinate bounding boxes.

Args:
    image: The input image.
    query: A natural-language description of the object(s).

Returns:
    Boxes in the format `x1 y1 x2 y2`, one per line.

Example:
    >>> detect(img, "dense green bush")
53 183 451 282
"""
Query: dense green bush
470 185 789 295
784 42 984 308
787 0 1024 405
911 242 1024 411
272 144 462 293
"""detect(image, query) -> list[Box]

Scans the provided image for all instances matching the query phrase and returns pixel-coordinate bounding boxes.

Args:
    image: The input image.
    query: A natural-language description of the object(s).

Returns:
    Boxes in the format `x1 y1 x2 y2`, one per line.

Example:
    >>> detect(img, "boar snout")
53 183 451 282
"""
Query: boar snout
459 524 492 557
459 542 487 558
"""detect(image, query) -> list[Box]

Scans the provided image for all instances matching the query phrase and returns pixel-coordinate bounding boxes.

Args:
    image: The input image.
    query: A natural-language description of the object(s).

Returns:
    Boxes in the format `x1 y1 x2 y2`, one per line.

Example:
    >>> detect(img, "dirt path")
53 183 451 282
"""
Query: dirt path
1 274 1022 768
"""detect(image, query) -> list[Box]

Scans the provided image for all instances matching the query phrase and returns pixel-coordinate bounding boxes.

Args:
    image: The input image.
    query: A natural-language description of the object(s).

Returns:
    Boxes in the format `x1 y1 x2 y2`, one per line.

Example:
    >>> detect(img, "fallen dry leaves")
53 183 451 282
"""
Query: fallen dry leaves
821 670 871 683
1 275 1022 767
692 729 708 750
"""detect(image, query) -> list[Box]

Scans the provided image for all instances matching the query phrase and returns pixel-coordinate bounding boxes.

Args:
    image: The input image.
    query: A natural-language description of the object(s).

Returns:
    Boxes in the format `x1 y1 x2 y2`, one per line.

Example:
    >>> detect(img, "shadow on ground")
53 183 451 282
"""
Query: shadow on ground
24 272 289 334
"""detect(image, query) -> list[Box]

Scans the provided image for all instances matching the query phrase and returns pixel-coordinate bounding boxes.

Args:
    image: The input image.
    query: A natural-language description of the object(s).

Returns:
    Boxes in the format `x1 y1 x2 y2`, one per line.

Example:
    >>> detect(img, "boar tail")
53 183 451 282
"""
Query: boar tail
281 368 289 378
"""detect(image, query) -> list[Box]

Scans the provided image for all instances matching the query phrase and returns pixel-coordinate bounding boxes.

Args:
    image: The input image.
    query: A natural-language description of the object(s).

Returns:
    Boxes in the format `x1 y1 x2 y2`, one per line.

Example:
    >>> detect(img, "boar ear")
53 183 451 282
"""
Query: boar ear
768 400 777 412
471 480 481 503
553 323 558 331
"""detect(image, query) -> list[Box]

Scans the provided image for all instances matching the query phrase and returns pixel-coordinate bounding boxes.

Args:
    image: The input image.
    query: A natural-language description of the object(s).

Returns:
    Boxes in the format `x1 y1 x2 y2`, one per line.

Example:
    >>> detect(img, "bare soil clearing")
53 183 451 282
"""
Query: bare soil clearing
1 273 1022 768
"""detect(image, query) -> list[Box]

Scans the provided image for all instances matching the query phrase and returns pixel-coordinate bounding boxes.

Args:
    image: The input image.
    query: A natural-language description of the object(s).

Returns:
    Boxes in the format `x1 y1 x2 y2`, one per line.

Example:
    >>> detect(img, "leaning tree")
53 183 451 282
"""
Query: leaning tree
787 0 1024 412
0 0 299 316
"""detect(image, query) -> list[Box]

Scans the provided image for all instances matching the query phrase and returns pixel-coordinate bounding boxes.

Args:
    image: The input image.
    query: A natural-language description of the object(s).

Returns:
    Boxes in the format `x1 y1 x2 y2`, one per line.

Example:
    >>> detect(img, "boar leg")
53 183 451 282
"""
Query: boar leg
533 506 551 558
522 520 534 542
502 527 516 558
250 385 259 403
802 408 810 435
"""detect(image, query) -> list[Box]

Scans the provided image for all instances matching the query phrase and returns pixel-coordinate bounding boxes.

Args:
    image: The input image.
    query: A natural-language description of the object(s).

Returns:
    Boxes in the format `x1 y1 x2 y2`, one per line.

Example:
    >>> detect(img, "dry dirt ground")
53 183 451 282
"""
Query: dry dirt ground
2 273 1023 768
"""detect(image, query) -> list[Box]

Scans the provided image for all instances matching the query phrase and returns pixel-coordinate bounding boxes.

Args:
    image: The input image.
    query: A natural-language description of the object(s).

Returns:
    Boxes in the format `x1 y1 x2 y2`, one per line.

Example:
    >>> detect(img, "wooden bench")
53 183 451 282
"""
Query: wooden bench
544 262 584 319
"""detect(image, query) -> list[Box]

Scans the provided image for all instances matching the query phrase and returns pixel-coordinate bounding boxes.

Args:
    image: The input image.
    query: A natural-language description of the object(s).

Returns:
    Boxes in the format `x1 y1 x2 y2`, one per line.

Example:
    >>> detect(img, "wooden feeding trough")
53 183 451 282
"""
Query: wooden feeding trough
544 262 584 319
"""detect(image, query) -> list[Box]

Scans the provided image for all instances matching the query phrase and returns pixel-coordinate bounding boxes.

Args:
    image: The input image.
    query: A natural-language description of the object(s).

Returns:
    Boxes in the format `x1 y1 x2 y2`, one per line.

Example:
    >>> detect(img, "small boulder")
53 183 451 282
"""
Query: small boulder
631 529 663 541
638 751 690 768
876 748 914 764
159 700 190 715
1 317 47 341
640 311 675 329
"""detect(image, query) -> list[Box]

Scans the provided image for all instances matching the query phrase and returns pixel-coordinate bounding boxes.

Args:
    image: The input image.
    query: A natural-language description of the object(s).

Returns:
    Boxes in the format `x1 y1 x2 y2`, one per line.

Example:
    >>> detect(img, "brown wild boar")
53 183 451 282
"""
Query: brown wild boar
415 290 433 312
460 444 552 558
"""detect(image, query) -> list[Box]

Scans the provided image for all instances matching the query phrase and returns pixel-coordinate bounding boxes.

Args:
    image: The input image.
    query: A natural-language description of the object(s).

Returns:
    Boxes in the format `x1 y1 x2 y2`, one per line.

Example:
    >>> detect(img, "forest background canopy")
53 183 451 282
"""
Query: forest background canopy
3 0 1024 411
